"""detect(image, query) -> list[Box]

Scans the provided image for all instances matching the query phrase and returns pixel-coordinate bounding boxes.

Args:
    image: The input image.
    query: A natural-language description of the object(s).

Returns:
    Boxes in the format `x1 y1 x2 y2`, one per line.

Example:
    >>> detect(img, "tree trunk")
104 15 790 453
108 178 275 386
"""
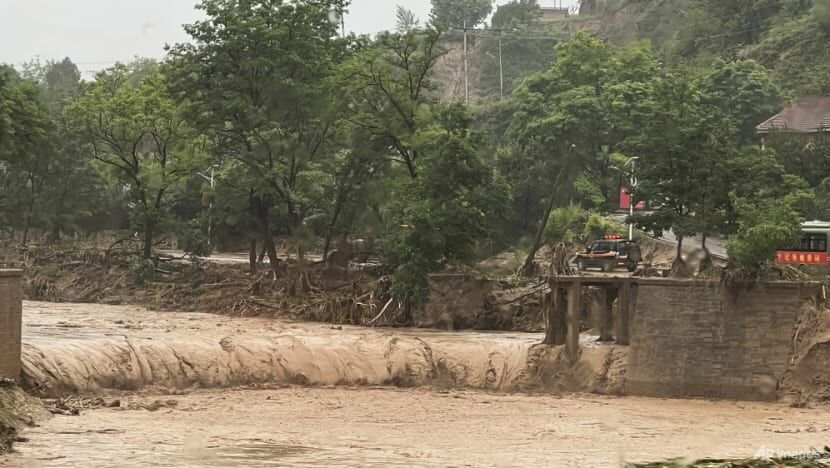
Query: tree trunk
258 241 267 263
402 293 413 325
322 199 346 263
142 223 154 259
249 238 258 275
322 232 333 264
264 234 282 279
21 192 36 247
520 167 566 276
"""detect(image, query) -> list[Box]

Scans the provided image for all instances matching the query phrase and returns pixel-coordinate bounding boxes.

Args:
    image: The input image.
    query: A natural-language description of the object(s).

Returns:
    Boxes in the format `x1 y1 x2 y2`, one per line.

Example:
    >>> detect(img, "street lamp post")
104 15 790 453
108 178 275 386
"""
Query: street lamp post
624 157 640 241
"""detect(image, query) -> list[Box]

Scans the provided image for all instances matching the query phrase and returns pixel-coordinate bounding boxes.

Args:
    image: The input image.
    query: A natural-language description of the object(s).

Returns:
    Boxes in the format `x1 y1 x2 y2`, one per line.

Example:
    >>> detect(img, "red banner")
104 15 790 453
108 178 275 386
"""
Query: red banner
619 187 646 210
776 251 829 265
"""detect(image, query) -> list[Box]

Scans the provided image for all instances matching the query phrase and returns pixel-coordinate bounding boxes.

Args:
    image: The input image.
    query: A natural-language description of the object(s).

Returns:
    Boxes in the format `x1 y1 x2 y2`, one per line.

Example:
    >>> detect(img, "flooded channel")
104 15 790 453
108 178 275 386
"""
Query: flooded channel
3 302 829 467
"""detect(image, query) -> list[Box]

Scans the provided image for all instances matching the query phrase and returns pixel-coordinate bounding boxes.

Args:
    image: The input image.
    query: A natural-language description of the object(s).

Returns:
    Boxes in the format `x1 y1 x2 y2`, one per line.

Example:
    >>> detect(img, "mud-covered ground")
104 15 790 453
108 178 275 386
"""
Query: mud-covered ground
4 387 830 467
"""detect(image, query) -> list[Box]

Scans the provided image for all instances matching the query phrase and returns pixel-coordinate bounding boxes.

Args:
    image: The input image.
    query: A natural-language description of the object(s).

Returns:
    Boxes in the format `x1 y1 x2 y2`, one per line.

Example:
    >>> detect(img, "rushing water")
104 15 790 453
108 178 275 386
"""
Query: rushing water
6 387 830 467
3 302 829 467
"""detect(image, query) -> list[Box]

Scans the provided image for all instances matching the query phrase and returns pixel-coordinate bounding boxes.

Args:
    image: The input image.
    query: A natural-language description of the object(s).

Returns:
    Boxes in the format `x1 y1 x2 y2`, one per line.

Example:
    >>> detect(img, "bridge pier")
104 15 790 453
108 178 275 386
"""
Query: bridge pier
546 276 636 361
0 270 23 380
598 287 617 342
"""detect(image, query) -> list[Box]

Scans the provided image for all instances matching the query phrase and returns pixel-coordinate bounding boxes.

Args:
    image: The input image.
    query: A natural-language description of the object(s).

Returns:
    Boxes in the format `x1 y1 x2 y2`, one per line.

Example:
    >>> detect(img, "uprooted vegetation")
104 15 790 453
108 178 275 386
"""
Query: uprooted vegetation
6 244 561 332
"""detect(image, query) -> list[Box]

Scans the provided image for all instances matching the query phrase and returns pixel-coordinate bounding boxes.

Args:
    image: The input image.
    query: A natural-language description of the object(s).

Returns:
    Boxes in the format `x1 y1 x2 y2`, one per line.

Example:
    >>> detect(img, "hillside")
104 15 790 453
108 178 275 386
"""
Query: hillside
575 0 830 96
434 0 830 102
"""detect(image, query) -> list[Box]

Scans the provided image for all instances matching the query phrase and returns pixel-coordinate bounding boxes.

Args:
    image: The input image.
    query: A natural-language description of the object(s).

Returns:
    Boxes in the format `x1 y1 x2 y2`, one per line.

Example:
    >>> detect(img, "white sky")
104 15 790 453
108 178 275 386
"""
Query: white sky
0 0 578 74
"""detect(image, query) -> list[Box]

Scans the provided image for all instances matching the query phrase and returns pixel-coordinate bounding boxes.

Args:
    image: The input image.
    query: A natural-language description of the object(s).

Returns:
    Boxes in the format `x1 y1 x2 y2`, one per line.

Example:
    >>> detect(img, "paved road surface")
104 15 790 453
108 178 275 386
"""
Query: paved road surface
658 230 728 259
608 213 728 259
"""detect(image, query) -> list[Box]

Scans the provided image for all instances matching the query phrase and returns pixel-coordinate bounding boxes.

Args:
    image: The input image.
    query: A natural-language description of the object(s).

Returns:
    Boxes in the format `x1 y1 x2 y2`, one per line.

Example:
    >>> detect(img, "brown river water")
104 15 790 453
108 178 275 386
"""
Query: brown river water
2 301 829 467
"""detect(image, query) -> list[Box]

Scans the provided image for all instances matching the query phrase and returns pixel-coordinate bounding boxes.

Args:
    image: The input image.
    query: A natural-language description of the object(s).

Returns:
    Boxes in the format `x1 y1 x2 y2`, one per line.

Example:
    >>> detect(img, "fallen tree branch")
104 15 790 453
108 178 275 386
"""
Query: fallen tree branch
367 298 394 326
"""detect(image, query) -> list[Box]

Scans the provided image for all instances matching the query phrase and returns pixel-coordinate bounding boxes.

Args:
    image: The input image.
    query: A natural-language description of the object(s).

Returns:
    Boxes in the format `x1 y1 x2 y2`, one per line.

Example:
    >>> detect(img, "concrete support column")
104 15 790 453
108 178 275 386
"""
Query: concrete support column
599 287 617 342
616 281 632 346
0 270 23 380
566 279 581 363
544 283 568 346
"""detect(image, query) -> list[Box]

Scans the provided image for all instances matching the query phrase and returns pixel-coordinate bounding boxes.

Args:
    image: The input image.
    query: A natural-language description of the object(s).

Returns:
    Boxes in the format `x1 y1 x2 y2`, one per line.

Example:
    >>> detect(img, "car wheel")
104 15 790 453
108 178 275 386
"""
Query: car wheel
602 261 613 273
626 261 637 272
577 260 585 272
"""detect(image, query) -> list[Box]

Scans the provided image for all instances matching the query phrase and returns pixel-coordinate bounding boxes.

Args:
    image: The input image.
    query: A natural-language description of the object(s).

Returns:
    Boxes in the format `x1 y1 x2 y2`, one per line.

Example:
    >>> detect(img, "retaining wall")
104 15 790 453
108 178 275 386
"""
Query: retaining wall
627 280 820 401
0 270 23 380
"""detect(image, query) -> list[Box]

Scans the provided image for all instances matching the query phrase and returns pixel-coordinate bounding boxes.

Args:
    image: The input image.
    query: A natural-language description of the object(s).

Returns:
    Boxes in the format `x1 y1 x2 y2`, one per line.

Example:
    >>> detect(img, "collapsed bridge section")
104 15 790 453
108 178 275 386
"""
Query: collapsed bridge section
547 276 823 401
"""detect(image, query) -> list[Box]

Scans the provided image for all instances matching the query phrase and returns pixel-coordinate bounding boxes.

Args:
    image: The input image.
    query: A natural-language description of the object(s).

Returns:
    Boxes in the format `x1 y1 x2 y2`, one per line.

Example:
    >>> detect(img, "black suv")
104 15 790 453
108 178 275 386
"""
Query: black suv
575 236 642 273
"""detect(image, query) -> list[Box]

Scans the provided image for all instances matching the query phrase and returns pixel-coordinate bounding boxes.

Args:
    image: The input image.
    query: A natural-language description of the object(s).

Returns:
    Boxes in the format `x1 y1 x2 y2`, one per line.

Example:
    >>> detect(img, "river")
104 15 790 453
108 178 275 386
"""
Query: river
2 302 828 467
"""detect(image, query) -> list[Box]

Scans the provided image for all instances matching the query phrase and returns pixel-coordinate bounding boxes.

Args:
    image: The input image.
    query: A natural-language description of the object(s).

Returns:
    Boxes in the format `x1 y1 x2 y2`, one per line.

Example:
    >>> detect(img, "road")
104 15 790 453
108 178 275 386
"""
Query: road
157 250 324 265
608 213 728 259
658 230 728 259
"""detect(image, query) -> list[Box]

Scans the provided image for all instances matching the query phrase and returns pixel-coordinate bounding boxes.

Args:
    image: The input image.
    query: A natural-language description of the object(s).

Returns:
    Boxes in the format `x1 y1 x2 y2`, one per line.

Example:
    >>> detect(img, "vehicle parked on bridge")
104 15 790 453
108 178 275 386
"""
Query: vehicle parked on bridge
575 235 642 273
775 220 830 275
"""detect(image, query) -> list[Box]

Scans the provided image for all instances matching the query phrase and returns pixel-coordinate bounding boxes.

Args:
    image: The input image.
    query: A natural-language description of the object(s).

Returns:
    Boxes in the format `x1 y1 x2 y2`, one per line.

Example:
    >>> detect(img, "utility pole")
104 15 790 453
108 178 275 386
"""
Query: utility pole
463 19 469 104
498 32 504 99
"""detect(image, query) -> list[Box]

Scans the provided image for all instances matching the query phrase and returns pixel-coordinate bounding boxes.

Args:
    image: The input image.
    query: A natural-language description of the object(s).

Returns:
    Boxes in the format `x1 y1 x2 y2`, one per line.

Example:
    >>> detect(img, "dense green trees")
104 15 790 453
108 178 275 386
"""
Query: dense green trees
71 63 205 259
0 69 55 244
167 0 350 276
477 0 565 100
507 33 658 272
2 0 827 296
430 0 493 28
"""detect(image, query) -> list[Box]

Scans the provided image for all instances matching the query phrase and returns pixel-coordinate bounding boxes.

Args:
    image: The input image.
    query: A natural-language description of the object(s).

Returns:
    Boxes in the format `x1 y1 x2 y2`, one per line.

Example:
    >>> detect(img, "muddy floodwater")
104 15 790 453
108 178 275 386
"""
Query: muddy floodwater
3 302 829 467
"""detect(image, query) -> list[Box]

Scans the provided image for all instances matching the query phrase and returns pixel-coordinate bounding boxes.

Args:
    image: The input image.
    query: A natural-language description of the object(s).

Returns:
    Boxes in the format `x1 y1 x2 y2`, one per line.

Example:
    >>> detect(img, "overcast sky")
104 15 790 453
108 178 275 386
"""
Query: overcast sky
0 0 577 75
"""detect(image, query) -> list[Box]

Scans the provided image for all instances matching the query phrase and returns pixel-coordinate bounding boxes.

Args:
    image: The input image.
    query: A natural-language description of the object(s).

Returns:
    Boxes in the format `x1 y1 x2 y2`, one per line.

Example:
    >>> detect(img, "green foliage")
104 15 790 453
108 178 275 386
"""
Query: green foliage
387 103 506 309
507 33 659 239
491 0 540 29
543 203 586 245
129 257 157 285
429 0 493 27
766 133 830 188
727 190 813 272
70 62 205 258
395 6 420 32
178 218 213 258
0 67 57 243
698 58 783 145
583 213 625 243
745 11 830 96
166 0 352 272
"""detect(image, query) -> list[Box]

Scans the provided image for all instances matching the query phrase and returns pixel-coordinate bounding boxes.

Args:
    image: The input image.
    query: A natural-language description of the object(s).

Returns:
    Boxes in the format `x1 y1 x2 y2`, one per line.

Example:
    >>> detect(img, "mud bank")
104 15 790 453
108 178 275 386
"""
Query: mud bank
0 386 47 453
21 302 626 398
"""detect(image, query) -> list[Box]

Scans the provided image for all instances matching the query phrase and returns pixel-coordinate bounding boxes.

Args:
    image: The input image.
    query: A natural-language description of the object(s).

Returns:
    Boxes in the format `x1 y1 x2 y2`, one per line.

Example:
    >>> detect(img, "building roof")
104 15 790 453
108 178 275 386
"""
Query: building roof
756 96 830 134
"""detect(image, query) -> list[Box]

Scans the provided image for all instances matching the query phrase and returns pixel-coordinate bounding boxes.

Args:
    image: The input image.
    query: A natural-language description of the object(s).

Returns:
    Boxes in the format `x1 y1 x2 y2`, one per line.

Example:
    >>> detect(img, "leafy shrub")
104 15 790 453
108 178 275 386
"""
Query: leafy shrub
727 190 812 272
178 219 212 259
583 213 626 242
129 257 156 284
544 203 587 244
